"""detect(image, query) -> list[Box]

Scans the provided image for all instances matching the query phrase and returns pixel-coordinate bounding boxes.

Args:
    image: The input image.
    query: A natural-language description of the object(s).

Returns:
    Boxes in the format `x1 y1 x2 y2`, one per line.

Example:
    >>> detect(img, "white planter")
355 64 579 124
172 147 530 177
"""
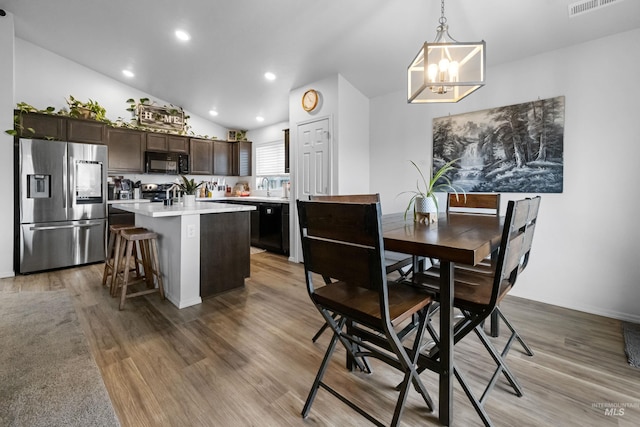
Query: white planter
183 194 196 207
415 196 438 223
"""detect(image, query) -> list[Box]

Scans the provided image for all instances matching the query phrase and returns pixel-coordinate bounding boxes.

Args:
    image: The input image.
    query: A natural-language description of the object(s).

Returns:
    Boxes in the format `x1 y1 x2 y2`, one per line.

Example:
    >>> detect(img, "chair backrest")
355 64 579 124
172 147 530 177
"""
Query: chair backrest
489 196 541 307
518 196 541 274
447 193 500 216
297 198 386 294
310 194 380 203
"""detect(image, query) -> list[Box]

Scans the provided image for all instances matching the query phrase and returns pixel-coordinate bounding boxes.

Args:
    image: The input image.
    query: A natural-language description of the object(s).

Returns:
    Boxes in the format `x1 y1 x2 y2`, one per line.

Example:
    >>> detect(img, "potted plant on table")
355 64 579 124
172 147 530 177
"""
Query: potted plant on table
178 175 202 207
399 158 464 223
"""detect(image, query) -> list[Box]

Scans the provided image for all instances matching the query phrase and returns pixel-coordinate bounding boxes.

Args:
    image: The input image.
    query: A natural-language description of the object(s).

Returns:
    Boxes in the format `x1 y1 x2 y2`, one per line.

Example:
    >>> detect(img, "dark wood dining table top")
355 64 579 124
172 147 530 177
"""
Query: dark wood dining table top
382 212 504 265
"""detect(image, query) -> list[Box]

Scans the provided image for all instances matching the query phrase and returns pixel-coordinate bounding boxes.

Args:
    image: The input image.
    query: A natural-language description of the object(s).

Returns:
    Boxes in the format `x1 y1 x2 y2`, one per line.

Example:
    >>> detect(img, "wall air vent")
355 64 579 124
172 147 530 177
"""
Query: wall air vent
568 0 624 17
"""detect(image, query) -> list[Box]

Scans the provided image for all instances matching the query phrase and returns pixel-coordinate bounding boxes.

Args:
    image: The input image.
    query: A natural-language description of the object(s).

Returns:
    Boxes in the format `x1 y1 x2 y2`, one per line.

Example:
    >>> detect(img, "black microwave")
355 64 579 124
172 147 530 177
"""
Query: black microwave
145 151 189 174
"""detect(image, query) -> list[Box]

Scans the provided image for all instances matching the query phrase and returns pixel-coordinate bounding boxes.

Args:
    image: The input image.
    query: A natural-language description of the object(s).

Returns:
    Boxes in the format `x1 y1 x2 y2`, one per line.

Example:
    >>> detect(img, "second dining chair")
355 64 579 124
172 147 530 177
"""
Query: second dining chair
409 196 541 427
297 199 434 426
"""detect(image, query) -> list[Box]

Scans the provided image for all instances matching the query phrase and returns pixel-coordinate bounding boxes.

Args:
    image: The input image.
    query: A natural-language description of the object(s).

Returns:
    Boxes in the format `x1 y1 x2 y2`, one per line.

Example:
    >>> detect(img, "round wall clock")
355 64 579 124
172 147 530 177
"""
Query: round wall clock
302 89 319 112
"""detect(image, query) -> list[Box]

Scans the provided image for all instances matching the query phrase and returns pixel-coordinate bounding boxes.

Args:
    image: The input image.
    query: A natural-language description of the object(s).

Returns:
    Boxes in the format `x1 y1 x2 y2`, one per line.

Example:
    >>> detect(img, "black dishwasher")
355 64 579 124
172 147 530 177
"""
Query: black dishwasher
259 203 282 252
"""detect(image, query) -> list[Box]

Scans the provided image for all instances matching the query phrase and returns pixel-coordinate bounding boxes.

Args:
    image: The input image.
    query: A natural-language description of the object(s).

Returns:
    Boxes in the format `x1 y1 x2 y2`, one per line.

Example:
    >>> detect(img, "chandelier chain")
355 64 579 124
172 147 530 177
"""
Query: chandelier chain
438 0 447 26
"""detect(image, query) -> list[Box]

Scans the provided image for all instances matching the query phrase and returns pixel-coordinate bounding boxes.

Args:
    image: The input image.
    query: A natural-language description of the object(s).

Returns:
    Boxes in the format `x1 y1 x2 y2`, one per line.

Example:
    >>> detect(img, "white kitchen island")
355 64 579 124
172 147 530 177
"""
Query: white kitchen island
112 201 256 309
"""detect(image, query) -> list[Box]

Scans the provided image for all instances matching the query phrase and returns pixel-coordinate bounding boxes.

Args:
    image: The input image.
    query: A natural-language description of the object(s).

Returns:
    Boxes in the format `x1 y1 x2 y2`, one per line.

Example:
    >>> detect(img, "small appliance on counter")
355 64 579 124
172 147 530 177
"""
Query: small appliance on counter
140 183 177 203
108 176 136 200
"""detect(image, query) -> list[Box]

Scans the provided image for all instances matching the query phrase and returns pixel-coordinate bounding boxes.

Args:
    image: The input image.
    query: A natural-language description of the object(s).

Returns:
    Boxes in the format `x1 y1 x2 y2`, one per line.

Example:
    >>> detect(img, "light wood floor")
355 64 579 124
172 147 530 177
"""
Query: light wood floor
2 253 640 426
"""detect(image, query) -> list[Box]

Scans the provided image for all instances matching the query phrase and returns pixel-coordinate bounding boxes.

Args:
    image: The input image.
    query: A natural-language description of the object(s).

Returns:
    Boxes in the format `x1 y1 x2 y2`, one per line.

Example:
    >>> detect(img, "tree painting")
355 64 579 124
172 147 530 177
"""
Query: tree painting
432 96 564 193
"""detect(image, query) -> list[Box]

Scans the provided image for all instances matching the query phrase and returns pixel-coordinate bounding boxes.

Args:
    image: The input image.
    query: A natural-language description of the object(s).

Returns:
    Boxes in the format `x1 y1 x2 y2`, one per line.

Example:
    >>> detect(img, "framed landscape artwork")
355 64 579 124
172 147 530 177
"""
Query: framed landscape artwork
433 96 565 193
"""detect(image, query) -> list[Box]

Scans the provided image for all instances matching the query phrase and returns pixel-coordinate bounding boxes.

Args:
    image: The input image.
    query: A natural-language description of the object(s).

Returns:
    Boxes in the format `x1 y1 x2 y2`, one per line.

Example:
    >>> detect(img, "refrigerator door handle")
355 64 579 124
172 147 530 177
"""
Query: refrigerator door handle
29 221 104 231
62 147 68 210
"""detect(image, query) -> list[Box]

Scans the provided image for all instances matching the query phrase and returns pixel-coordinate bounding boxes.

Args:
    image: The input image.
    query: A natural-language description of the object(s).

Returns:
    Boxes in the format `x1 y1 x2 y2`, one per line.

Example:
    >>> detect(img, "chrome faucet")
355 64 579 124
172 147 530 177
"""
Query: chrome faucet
261 177 270 197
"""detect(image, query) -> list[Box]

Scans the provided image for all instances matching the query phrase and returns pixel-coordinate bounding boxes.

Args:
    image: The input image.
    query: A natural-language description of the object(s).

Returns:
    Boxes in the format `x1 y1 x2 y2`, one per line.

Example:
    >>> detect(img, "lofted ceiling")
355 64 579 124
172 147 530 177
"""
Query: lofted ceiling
1 0 639 130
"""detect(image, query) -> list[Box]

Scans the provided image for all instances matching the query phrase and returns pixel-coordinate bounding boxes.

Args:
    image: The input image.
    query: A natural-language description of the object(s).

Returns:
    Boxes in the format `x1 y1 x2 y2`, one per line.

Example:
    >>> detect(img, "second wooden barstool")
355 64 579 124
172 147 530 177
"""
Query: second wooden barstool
103 224 140 293
115 227 165 310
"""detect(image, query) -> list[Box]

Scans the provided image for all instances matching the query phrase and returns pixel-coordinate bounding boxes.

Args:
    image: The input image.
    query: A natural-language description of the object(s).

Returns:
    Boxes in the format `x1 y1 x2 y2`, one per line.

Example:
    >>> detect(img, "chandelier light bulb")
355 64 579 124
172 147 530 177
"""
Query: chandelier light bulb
449 61 459 79
439 58 450 72
428 63 439 82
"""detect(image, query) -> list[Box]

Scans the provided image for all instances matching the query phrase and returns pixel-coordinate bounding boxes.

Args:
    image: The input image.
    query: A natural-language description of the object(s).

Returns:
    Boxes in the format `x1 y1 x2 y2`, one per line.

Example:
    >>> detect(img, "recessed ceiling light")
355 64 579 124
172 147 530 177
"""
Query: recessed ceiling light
122 70 135 78
256 116 265 122
175 30 191 41
209 110 218 116
264 72 276 81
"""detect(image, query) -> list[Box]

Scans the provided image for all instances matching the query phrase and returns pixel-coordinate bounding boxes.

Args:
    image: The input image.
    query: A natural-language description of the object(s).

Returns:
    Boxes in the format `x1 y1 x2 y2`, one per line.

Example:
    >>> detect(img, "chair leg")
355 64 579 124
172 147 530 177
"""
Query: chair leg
301 318 343 418
119 240 134 310
496 307 534 356
312 312 338 343
453 365 495 427
102 229 117 287
149 237 165 299
473 325 524 400
392 309 434 420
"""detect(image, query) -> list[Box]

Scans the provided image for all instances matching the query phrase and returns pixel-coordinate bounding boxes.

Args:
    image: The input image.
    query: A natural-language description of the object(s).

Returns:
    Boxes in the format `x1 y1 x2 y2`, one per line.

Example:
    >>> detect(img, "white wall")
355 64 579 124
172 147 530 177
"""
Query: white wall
0 12 15 278
370 28 640 322
337 74 370 194
288 74 371 262
15 39 228 139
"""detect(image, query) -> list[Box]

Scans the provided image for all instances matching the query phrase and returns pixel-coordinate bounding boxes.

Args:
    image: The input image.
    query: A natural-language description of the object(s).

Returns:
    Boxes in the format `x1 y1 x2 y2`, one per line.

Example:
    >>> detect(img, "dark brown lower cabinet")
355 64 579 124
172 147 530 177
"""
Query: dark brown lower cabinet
199 211 250 298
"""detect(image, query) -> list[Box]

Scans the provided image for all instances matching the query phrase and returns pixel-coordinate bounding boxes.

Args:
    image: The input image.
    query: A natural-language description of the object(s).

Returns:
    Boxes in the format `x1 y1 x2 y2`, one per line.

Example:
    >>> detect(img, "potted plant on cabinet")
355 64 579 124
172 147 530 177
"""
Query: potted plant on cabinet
66 95 108 122
400 158 464 223
178 175 202 207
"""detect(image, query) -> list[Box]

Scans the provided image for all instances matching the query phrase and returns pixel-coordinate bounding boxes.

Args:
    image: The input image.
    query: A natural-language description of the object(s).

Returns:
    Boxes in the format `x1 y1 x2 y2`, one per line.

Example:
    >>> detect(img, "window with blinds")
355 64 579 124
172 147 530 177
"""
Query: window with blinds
255 141 285 176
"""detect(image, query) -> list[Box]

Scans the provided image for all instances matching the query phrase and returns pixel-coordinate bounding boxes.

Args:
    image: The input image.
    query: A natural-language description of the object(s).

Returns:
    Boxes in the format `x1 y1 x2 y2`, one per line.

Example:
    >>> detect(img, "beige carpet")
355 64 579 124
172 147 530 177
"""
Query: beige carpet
0 290 120 427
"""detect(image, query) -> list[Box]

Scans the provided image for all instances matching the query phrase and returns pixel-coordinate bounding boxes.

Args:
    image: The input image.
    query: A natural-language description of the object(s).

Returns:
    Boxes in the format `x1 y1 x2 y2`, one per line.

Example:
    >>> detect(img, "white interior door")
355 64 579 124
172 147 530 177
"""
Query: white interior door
294 118 331 262
298 118 330 199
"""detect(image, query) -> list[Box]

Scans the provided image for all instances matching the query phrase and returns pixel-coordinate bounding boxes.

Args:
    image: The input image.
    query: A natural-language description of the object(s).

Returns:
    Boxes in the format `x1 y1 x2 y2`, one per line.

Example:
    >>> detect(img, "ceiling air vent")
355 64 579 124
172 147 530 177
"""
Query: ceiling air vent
568 0 624 17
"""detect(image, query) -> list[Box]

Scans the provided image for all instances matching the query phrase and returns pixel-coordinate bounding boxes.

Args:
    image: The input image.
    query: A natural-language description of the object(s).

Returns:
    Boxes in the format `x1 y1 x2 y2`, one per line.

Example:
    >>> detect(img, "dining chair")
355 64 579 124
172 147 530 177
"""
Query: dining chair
409 196 541 427
422 193 502 324
309 194 416 281
297 199 434 426
447 192 500 215
308 194 418 343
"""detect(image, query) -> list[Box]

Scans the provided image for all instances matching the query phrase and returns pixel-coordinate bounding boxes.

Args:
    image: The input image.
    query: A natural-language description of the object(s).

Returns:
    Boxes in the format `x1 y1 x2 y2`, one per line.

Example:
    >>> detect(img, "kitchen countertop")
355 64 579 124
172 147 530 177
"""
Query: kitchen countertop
197 196 290 204
112 201 256 217
108 199 151 205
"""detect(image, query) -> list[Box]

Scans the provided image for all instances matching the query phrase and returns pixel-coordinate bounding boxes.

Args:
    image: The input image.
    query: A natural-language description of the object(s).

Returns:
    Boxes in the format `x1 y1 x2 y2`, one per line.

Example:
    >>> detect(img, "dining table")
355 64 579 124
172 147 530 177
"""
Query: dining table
382 211 504 426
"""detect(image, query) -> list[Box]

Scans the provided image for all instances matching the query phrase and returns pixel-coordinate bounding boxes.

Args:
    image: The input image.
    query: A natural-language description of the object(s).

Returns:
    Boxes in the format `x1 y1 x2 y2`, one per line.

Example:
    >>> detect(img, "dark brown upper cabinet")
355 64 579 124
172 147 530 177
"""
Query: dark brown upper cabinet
16 112 66 140
190 138 213 175
104 128 146 173
66 118 105 144
213 140 233 176
233 141 252 176
146 133 189 154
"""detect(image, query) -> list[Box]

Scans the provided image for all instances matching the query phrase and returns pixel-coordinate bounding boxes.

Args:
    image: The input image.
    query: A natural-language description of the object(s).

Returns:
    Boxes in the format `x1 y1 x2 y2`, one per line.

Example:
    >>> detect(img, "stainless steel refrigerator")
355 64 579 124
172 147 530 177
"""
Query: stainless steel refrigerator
16 138 108 273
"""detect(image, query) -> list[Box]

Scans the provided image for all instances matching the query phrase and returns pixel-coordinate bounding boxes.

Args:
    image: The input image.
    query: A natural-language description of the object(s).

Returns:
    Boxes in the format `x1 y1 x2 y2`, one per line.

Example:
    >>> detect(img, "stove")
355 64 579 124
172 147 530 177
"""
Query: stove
141 183 177 203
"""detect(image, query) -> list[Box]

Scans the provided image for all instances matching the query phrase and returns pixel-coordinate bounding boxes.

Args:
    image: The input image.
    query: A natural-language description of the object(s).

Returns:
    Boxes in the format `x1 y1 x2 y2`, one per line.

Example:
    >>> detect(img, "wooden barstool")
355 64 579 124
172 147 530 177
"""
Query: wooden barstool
115 227 165 310
102 224 140 292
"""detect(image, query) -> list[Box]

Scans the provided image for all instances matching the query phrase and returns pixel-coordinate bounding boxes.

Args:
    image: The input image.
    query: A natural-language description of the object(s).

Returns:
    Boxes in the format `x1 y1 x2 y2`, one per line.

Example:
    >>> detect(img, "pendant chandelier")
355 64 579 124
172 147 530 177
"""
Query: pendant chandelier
407 0 485 103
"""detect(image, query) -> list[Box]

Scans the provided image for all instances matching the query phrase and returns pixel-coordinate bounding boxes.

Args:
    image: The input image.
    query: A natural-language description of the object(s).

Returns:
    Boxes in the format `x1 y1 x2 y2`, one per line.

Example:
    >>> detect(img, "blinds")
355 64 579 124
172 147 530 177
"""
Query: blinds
255 141 284 175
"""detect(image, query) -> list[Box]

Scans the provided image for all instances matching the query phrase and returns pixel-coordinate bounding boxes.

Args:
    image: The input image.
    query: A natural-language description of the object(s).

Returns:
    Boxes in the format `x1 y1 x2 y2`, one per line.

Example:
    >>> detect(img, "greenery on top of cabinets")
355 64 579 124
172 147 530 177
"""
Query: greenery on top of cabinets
5 102 56 136
5 97 111 137
65 95 108 122
6 96 218 141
